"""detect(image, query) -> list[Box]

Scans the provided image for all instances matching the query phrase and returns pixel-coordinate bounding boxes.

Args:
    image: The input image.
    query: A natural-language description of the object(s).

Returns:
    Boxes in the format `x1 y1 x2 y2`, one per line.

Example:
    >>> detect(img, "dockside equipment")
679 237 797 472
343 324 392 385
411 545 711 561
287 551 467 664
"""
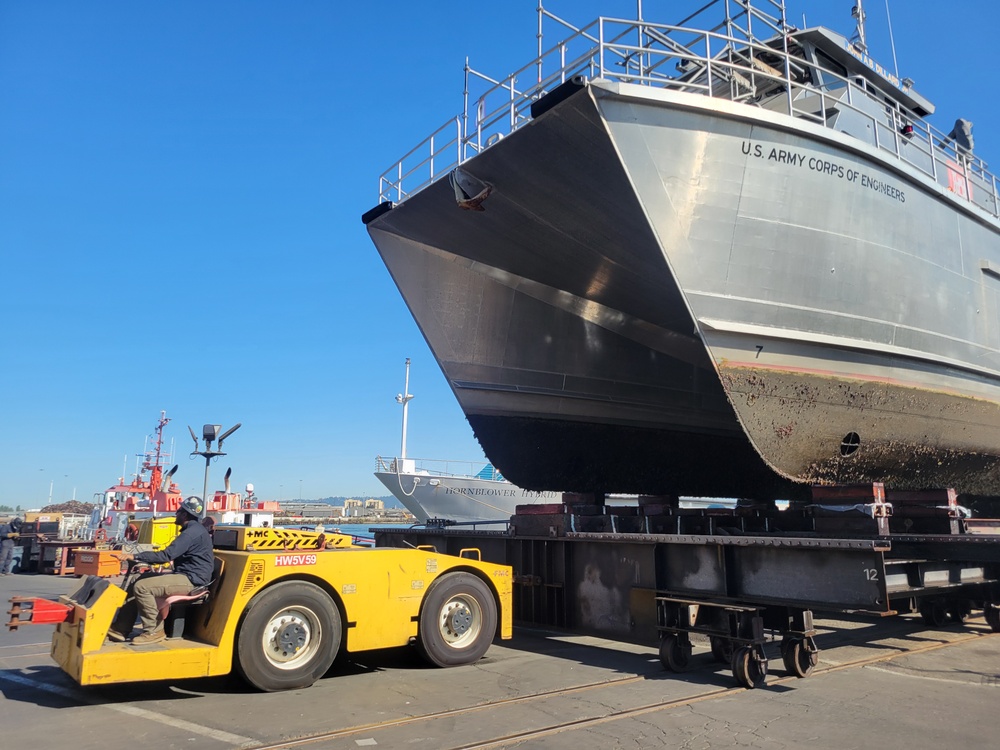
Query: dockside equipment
7 526 513 691
373 485 1000 689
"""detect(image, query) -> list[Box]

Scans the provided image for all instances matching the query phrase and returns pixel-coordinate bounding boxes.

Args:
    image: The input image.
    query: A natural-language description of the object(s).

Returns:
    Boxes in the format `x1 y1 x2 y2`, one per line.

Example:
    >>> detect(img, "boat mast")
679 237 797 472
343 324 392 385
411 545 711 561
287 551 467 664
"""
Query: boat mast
884 0 900 77
851 1 868 52
396 358 414 459
143 410 171 497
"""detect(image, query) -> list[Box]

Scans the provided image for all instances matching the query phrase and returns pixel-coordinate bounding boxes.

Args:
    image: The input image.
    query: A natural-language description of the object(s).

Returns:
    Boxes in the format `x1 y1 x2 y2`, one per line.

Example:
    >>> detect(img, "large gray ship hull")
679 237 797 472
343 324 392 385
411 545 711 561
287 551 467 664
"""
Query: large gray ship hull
367 81 1000 498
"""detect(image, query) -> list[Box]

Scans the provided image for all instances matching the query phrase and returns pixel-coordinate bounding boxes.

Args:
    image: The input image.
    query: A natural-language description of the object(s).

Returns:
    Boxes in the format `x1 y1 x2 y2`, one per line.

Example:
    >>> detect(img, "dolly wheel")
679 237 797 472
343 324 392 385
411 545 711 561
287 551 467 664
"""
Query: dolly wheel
945 599 972 624
417 572 497 667
235 581 341 692
709 636 734 664
919 601 948 628
659 634 692 672
732 646 767 689
985 604 1000 633
780 636 818 678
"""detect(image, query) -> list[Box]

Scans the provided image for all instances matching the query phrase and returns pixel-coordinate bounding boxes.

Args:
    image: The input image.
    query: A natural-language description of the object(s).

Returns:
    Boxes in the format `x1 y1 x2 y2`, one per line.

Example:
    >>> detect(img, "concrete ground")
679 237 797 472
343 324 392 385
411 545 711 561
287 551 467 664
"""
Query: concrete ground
1 571 998 750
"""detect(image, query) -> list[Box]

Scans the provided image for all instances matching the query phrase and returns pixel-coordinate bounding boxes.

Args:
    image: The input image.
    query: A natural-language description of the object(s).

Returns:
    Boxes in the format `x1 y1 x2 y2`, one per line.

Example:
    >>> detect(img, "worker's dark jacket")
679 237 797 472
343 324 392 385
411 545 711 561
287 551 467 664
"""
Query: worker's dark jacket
0 521 17 540
136 519 214 588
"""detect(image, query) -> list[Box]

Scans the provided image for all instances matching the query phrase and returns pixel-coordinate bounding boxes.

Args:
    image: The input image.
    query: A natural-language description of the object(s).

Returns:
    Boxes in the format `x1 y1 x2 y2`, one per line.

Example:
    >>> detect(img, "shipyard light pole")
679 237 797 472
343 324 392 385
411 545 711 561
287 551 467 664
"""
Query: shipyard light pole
395 358 414 467
188 422 241 518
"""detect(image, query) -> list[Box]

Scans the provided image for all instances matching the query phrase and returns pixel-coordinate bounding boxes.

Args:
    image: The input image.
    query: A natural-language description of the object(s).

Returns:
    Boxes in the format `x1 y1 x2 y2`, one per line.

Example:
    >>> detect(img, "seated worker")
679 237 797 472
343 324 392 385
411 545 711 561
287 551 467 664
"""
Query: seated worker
109 496 214 644
0 517 22 575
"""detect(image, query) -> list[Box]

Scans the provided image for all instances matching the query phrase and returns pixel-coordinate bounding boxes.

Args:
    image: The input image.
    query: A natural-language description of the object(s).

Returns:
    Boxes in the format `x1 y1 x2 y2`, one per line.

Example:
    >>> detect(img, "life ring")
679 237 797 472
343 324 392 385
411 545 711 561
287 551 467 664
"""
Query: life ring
94 528 108 542
124 523 140 542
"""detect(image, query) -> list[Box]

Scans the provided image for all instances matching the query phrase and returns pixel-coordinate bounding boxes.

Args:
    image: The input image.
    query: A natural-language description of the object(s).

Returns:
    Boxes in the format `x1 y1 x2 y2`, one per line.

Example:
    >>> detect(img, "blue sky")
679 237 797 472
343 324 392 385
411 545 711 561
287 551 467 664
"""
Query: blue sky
1 1 996 507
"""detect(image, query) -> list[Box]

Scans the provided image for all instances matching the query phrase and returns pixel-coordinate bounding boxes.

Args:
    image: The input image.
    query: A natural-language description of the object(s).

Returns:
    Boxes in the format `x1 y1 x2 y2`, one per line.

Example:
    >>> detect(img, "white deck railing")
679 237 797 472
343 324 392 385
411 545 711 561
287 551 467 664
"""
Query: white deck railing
376 455 506 482
376 6 998 220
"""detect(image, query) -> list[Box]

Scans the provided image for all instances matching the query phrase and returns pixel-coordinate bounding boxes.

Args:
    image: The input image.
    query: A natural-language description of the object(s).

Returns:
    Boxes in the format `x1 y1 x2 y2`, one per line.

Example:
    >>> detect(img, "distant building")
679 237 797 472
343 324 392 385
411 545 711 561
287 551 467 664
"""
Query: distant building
279 498 397 520
278 502 342 519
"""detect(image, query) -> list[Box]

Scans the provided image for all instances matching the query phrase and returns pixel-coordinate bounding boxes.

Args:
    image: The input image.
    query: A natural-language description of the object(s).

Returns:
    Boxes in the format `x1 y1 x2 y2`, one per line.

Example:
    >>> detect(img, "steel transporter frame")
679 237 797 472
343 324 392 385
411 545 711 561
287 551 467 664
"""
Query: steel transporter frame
374 484 1000 688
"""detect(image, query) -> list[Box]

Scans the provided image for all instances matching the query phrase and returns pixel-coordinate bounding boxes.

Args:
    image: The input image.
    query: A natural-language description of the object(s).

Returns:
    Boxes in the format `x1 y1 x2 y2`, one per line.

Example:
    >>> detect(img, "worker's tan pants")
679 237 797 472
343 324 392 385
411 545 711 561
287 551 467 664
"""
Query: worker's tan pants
112 572 193 634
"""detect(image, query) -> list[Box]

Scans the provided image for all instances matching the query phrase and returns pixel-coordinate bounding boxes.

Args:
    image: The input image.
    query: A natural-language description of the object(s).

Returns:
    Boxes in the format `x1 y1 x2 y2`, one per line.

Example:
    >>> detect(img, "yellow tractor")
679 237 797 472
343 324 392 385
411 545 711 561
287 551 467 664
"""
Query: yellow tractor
8 526 512 692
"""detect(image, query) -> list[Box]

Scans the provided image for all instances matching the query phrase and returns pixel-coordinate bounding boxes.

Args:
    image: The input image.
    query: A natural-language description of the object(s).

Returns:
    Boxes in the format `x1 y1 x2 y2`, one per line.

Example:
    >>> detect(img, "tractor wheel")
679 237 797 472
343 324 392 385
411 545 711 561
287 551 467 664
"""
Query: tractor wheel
417 572 497 668
235 581 341 691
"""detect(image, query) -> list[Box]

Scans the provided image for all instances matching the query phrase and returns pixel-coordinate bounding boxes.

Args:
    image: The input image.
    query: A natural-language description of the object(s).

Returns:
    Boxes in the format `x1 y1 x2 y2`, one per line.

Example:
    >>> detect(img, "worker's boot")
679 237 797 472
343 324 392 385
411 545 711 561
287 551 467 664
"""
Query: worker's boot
131 626 166 645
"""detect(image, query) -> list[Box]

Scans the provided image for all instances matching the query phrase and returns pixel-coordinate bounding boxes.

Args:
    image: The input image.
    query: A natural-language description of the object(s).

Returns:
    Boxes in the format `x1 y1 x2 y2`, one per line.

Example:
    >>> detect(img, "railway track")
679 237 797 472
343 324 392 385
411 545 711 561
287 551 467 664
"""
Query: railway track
250 616 998 750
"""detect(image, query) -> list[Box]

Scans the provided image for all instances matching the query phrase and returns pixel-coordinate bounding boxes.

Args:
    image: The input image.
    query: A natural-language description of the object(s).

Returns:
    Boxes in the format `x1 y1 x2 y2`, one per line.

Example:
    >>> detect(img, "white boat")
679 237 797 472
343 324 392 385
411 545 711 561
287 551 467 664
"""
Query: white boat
374 359 560 523
374 455 561 523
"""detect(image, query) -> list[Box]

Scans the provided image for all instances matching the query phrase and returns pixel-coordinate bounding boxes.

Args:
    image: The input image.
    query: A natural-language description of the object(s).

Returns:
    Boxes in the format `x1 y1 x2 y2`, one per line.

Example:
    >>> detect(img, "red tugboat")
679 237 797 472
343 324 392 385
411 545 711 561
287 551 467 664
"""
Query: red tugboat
91 411 184 540
91 412 278 543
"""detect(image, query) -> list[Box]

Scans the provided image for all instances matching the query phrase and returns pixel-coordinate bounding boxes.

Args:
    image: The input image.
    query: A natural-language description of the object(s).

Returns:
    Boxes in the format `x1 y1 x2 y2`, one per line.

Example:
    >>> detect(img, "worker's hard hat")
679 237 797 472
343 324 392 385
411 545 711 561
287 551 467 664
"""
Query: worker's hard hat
180 496 204 517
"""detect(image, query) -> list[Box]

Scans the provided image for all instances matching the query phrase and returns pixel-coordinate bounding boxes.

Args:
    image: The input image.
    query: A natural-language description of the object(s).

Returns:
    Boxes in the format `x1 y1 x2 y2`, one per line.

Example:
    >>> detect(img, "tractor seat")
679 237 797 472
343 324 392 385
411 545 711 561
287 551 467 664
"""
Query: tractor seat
155 558 224 638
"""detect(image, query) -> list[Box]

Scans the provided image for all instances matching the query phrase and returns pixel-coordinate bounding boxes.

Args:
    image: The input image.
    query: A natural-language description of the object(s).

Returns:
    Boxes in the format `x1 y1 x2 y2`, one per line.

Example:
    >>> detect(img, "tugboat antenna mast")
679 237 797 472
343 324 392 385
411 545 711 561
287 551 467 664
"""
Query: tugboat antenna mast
851 1 868 53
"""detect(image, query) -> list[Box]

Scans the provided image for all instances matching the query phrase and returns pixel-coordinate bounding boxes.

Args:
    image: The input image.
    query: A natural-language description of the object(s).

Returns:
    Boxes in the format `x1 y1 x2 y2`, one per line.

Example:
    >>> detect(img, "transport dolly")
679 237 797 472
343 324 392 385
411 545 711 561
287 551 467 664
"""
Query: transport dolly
373 514 1000 690
656 596 819 687
651 535 1000 688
